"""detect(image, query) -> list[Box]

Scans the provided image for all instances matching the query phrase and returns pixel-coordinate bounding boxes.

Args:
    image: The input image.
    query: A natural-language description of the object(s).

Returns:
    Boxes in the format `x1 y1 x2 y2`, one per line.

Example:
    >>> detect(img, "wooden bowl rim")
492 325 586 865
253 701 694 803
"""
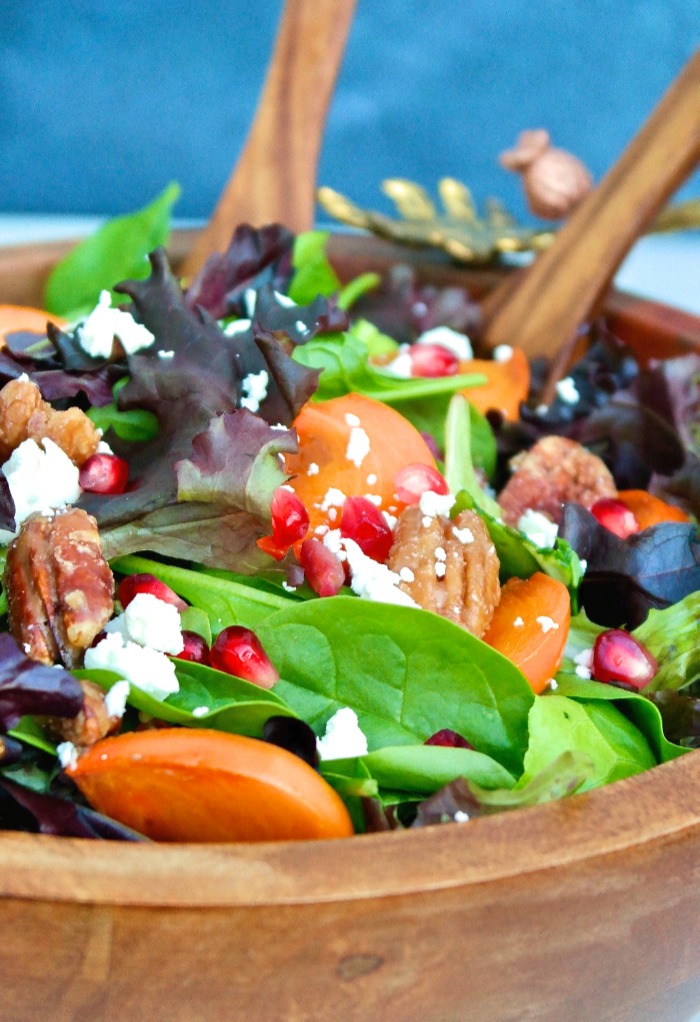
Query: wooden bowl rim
0 231 698 911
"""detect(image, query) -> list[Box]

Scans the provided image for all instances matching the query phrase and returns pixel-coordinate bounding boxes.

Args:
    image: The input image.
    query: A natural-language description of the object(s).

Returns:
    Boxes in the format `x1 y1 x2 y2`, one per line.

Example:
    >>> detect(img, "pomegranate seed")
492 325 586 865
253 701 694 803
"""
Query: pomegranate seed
174 631 211 666
424 729 474 749
299 538 345 597
408 343 459 378
393 463 449 505
592 629 658 690
118 573 188 613
79 453 129 494
591 498 639 539
257 488 310 560
210 626 279 688
340 497 394 562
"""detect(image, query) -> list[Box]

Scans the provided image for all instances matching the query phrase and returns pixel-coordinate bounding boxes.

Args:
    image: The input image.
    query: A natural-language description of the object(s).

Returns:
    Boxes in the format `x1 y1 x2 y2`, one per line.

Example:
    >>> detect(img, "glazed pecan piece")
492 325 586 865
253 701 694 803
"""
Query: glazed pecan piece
0 378 100 466
4 507 114 668
498 435 616 527
387 506 500 637
43 679 122 747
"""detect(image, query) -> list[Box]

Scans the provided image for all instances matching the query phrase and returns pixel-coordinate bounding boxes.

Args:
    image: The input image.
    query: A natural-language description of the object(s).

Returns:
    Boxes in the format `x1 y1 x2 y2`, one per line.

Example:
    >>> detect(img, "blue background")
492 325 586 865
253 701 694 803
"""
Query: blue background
1 1 699 226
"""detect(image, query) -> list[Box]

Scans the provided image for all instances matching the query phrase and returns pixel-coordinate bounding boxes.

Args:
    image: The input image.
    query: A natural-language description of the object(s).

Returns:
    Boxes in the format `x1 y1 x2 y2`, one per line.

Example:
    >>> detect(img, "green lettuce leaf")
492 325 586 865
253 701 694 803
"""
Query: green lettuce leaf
634 591 700 692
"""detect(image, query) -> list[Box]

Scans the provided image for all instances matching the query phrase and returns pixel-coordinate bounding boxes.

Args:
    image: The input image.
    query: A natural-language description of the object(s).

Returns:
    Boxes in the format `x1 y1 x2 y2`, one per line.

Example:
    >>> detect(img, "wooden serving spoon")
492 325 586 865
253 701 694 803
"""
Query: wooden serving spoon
180 0 357 281
480 49 700 397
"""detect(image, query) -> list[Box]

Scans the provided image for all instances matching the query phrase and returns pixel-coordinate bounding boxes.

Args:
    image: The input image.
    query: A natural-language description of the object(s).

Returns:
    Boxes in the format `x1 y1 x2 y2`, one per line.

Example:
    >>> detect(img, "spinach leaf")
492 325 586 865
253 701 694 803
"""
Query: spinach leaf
444 394 501 516
553 677 688 764
634 591 700 693
44 183 180 317
257 597 534 774
8 716 56 755
287 231 342 305
360 744 516 794
77 664 295 739
87 400 159 443
470 751 595 808
521 693 657 792
110 555 290 635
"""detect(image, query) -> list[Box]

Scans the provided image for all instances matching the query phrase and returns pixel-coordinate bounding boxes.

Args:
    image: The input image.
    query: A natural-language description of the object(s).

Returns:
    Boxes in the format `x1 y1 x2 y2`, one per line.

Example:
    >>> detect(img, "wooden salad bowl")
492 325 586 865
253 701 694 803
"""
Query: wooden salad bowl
0 232 699 1022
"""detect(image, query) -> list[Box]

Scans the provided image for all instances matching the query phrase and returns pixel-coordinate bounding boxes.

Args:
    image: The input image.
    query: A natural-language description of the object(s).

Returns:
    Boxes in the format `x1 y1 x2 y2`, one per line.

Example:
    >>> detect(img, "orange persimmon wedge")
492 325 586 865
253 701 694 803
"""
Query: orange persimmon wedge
284 392 438 534
458 347 530 421
482 572 571 694
67 728 354 843
616 489 690 530
0 304 66 346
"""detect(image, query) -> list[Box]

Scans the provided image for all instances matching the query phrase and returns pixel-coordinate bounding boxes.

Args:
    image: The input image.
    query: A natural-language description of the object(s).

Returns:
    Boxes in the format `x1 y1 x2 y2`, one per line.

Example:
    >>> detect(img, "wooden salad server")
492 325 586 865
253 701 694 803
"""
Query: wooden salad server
180 0 357 281
480 48 700 391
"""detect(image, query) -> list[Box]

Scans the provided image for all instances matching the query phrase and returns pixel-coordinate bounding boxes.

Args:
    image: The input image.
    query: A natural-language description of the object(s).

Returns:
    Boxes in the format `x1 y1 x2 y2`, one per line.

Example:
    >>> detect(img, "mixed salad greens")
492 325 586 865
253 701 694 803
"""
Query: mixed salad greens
0 184 698 842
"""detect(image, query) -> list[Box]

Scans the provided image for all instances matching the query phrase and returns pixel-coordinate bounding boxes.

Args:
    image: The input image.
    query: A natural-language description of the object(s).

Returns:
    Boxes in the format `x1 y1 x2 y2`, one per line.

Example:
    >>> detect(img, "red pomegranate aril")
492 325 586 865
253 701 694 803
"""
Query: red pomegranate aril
118 573 188 613
592 629 658 690
591 498 639 539
408 343 459 378
79 452 129 494
174 631 211 666
299 538 345 597
424 729 474 749
209 626 279 688
393 463 450 505
340 497 394 563
270 488 310 545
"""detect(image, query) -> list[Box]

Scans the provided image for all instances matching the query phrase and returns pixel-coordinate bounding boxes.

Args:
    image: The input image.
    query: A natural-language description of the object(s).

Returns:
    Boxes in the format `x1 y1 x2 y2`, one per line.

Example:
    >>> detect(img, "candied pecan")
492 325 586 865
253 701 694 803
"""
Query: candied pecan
0 378 99 466
387 506 500 637
42 679 121 747
498 435 616 527
4 508 114 668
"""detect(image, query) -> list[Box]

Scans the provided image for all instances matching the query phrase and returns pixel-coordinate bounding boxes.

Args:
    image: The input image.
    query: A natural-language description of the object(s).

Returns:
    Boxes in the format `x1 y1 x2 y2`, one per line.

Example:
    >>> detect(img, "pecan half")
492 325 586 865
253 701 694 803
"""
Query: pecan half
387 506 500 637
4 507 114 667
498 435 616 527
0 378 99 466
42 679 121 747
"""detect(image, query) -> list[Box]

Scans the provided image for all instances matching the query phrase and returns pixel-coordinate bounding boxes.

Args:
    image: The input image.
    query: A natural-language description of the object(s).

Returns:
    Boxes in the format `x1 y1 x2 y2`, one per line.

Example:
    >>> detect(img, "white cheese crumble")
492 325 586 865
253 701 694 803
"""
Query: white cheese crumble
382 511 398 530
575 665 593 679
452 526 474 545
344 413 361 427
323 532 418 608
316 708 368 761
366 473 378 485
363 493 382 507
435 562 447 578
123 593 184 654
399 567 415 583
307 462 320 476
383 349 413 378
192 706 210 718
517 509 559 549
574 649 594 669
513 616 525 627
224 319 252 336
536 615 559 634
104 679 131 719
555 376 580 405
492 344 513 363
317 487 346 512
78 290 155 356
418 490 455 519
0 438 81 542
454 810 470 823
434 546 447 562
239 370 269 413
346 425 371 468
295 320 309 335
56 741 78 771
157 349 175 359
84 632 179 699
548 678 559 691
416 325 473 361
96 439 114 455
281 581 297 593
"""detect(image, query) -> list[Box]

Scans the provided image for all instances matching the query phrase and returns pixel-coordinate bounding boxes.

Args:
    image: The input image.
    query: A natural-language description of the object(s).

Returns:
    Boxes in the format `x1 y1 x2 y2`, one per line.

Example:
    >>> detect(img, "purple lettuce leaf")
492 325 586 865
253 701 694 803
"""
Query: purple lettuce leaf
650 451 700 520
185 223 295 319
252 285 350 340
0 777 146 840
0 472 15 532
559 503 700 628
0 348 115 407
632 353 700 457
648 690 700 749
0 634 83 732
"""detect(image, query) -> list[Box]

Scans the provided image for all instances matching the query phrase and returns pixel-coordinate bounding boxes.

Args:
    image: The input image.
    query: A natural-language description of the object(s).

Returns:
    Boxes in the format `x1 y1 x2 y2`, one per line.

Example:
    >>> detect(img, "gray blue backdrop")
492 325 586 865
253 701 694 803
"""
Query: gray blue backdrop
1 1 699 226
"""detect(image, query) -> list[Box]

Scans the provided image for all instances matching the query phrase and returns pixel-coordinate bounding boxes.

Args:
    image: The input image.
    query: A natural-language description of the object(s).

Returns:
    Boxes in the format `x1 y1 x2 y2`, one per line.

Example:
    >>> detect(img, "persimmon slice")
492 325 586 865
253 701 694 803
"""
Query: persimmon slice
0 304 66 345
458 347 530 421
616 489 690 529
67 728 354 842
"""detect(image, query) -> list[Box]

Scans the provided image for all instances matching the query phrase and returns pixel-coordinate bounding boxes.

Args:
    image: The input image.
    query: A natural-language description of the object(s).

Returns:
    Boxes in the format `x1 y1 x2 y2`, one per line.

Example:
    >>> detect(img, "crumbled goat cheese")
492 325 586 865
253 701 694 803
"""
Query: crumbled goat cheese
281 581 297 593
78 290 155 356
555 376 580 405
346 425 371 467
399 566 415 582
517 509 558 549
316 707 368 761
363 494 382 507
513 616 525 627
492 344 513 363
317 487 346 511
366 473 378 485
382 511 398 529
307 462 320 476
575 665 593 679
435 562 447 578
452 526 474 545
416 326 473 361
574 649 594 669
295 320 309 335
422 516 433 528
104 679 130 719
314 524 329 536
123 593 184 654
548 678 559 691
454 810 470 823
344 413 361 427
224 319 252 336
536 615 559 633
383 349 413 378
419 490 456 518
96 439 114 455
274 291 296 308
239 370 269 413
0 438 81 542
323 532 418 607
192 706 210 718
435 546 447 562
84 632 179 699
270 423 288 431
56 741 79 771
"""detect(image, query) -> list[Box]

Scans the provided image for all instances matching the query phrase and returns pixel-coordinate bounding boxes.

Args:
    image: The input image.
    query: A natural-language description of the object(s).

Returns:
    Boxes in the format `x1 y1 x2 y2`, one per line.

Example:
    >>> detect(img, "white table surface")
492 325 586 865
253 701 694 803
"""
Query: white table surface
1 214 699 1022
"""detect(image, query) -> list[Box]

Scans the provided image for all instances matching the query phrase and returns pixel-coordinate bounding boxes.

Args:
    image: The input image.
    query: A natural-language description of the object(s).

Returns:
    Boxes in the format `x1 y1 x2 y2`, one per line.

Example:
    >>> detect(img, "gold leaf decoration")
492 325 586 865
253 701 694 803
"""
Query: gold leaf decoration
317 179 700 265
